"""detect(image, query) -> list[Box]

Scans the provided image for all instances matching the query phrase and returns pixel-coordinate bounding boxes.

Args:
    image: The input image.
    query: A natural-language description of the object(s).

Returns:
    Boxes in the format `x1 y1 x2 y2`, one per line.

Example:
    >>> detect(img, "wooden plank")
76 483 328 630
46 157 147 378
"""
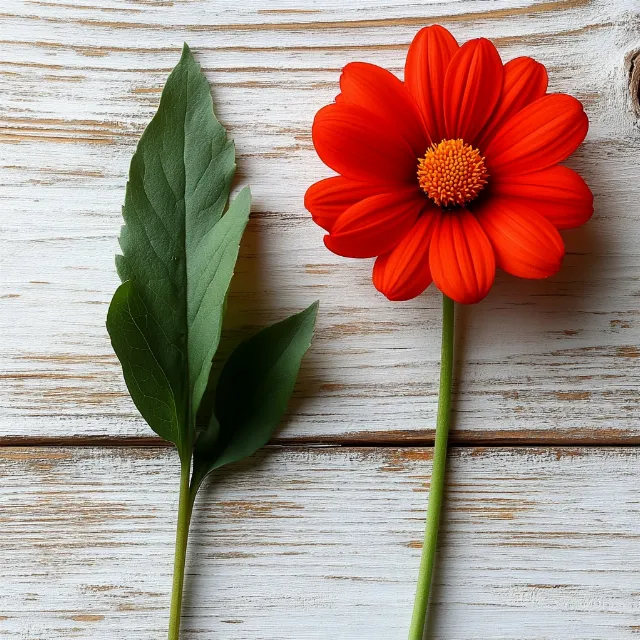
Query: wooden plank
0 445 638 638
1 0 639 441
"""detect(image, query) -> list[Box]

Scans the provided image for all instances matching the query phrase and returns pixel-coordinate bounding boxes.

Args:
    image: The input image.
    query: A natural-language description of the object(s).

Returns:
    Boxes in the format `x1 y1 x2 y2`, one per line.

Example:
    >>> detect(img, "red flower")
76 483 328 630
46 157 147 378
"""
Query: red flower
305 26 592 304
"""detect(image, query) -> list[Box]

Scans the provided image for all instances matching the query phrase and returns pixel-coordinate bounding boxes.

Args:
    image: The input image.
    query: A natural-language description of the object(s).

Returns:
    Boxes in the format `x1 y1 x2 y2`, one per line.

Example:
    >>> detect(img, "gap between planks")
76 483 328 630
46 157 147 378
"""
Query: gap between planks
2 430 640 449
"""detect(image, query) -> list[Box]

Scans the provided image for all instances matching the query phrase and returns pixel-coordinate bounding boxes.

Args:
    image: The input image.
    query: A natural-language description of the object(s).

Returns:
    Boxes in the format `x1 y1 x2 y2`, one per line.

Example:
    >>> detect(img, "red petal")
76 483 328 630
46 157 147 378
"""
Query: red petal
429 209 496 304
312 103 417 186
404 25 459 144
443 38 503 144
305 176 391 232
340 62 428 157
484 94 588 176
491 165 593 229
475 197 565 278
324 190 423 258
372 207 438 301
476 56 548 151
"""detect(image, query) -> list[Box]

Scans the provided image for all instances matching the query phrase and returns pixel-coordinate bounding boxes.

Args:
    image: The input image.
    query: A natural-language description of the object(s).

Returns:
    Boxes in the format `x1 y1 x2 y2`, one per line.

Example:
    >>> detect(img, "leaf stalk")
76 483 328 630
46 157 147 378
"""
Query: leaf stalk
168 456 194 640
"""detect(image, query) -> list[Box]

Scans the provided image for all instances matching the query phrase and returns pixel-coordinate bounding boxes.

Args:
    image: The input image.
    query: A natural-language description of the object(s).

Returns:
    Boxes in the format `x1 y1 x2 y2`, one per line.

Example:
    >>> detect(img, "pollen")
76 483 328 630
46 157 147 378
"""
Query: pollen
417 139 489 207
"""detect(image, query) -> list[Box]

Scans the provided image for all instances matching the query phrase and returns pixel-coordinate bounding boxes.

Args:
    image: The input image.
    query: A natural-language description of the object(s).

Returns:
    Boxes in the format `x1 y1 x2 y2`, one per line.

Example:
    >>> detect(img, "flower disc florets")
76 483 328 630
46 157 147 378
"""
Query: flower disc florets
417 139 489 207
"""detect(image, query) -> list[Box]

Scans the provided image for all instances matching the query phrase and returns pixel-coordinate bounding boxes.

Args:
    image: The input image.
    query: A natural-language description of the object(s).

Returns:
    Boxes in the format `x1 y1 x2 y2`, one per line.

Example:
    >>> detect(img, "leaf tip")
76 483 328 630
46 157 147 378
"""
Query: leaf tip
228 185 252 221
305 299 320 320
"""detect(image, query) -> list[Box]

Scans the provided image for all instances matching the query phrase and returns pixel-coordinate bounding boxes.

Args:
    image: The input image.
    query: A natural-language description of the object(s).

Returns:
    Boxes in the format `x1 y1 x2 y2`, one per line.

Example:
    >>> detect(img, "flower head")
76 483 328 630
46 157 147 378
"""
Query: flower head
305 26 592 304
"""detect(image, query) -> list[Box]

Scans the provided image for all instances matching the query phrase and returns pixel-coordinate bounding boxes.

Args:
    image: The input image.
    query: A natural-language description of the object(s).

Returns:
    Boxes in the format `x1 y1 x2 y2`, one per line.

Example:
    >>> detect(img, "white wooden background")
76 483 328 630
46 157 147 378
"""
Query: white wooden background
1 0 639 637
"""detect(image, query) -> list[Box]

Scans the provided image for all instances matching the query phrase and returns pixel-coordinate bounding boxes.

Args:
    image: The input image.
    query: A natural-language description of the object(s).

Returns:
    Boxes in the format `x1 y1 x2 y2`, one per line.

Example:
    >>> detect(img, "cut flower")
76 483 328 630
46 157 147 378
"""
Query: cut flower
305 25 592 304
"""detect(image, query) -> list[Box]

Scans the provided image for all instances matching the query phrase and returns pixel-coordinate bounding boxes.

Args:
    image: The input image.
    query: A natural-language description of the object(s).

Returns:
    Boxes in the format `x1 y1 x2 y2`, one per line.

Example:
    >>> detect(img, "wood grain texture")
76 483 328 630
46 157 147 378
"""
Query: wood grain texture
1 0 640 441
0 445 638 639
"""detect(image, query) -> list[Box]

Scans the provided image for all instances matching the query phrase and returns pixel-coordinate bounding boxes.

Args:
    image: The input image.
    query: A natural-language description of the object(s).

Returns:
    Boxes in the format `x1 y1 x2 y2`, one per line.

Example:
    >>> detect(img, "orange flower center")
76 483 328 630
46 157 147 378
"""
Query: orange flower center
417 139 489 207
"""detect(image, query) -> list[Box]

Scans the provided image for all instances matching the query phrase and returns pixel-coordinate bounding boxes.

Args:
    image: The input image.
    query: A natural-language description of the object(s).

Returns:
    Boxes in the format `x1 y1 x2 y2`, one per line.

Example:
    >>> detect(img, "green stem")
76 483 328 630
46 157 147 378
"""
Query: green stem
408 293 455 640
167 455 194 640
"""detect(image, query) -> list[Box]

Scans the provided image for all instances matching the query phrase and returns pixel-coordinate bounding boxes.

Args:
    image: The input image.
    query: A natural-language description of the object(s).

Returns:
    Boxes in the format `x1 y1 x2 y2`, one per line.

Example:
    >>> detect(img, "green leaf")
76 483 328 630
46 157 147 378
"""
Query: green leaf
107 43 250 452
192 301 319 489
187 186 251 416
107 281 183 444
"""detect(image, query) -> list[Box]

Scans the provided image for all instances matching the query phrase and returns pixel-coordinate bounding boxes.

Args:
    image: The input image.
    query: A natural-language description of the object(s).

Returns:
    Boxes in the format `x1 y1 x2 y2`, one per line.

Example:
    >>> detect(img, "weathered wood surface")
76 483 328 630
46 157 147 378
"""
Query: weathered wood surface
1 0 639 442
2 2 639 638
0 445 638 639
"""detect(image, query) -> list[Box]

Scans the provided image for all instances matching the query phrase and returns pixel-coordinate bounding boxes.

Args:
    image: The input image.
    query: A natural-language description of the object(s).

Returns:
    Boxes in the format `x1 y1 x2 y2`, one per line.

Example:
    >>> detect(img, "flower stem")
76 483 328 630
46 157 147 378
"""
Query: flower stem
408 293 455 640
167 455 194 640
